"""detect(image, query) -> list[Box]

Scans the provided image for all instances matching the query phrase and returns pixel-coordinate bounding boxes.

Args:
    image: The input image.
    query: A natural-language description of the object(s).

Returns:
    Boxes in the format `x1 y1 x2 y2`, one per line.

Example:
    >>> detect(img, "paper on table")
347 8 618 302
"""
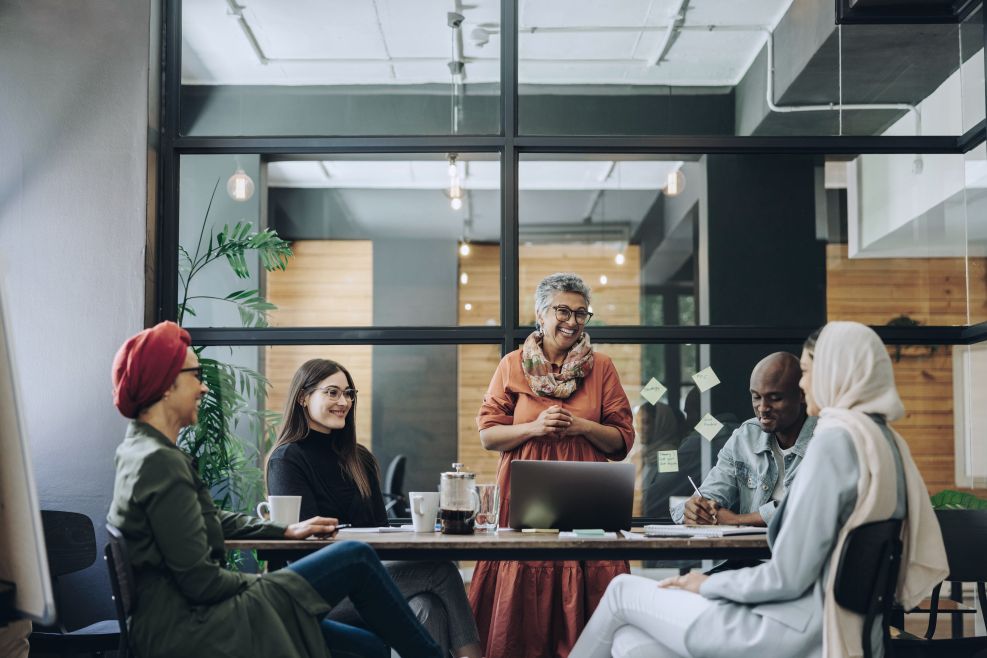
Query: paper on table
692 367 721 392
695 413 724 441
619 530 647 540
658 450 679 473
337 526 416 534
640 377 667 405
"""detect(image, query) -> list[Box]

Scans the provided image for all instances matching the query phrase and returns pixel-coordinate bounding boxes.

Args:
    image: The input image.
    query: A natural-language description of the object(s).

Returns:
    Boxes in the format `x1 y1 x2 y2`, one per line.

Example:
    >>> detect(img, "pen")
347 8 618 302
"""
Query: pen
334 523 352 530
687 476 717 524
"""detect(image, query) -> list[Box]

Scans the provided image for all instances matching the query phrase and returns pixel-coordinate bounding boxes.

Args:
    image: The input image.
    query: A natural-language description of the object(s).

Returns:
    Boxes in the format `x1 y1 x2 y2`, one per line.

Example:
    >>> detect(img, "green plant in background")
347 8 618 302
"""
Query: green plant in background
176 180 293 519
930 489 987 510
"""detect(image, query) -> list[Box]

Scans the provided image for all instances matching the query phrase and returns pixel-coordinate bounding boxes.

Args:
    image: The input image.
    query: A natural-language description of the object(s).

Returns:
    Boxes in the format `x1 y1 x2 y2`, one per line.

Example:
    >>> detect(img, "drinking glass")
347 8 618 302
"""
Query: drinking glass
475 483 500 533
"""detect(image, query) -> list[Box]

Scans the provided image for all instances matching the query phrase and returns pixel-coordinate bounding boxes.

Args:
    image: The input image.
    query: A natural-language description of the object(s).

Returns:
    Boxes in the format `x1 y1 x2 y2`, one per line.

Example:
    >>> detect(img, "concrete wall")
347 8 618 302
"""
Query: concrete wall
0 0 153 629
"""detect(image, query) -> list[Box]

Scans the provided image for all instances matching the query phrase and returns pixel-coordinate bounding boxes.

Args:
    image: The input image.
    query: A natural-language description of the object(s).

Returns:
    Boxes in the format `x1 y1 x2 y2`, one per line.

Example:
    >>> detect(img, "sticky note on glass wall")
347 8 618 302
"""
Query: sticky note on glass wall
695 413 724 441
640 377 667 405
658 450 679 473
692 367 721 392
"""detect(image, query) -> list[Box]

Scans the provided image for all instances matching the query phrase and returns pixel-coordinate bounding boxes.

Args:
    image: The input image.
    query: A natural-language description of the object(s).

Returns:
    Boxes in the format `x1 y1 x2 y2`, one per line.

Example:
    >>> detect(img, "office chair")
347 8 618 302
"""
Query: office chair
893 509 987 657
833 518 904 658
104 524 134 658
382 454 408 520
28 510 121 656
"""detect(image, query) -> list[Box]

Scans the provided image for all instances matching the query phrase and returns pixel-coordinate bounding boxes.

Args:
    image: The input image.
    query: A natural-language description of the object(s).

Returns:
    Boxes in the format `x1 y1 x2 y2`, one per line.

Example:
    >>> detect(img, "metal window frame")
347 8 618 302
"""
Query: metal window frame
158 0 987 352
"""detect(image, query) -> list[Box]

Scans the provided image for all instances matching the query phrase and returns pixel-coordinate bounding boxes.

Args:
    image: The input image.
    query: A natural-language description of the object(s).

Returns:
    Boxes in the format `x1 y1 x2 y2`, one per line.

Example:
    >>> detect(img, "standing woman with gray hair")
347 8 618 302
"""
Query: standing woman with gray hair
468 272 635 658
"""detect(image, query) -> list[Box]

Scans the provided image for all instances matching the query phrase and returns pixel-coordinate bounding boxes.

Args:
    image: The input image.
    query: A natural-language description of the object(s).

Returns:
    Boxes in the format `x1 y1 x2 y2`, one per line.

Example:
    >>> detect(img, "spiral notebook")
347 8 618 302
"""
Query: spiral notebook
642 524 767 538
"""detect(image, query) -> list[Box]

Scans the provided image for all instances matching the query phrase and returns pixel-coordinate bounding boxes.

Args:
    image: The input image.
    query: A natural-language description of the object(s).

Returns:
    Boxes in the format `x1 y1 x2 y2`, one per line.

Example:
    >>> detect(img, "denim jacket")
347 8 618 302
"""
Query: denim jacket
671 415 816 525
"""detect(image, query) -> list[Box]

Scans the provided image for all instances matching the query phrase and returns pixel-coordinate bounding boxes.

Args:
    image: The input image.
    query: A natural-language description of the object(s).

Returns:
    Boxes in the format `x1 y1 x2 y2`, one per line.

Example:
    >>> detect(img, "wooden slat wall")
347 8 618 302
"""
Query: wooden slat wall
826 244 986 494
265 241 374 447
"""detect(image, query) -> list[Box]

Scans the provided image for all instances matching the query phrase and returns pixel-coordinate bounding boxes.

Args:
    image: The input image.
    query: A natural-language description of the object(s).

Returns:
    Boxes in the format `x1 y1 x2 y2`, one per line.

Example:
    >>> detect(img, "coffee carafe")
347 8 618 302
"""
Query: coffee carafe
439 463 480 535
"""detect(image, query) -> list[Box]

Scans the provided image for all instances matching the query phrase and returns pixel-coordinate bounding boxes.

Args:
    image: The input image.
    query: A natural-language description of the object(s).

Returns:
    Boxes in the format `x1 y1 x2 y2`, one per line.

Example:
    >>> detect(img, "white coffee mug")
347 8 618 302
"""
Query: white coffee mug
256 495 302 526
409 491 441 533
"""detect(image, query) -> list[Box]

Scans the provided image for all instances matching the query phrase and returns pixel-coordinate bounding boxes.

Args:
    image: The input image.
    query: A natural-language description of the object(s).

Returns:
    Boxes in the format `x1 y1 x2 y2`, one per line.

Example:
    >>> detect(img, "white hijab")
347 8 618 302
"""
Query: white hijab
814 321 949 657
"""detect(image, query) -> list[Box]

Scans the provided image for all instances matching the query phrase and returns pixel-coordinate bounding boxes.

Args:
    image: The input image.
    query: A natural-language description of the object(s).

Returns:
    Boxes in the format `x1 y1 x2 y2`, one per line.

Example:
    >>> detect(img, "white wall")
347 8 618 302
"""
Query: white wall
0 0 152 627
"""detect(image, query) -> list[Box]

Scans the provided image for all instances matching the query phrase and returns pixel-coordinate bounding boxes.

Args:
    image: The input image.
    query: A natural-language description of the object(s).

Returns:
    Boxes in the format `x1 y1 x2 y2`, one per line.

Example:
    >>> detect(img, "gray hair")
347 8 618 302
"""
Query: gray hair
534 272 591 324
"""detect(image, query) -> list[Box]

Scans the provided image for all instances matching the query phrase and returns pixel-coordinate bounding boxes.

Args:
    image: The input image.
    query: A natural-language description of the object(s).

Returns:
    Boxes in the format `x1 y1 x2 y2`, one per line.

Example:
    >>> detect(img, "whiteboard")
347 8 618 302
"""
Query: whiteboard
0 272 55 624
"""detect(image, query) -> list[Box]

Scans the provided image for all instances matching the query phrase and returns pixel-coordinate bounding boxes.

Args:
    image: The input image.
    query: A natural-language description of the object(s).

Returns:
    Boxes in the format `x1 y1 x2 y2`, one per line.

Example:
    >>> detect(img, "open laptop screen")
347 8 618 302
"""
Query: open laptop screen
509 460 635 531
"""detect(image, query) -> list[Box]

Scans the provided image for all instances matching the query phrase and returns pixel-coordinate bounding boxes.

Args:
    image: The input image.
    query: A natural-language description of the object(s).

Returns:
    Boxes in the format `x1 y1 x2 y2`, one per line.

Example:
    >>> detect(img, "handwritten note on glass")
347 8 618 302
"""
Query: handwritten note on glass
692 367 721 392
641 377 667 405
695 414 724 441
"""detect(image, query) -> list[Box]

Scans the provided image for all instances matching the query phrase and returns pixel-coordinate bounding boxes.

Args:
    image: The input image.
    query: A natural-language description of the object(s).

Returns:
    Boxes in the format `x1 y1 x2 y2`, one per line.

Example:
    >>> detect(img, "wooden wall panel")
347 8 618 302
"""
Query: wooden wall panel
265 241 374 448
825 244 987 494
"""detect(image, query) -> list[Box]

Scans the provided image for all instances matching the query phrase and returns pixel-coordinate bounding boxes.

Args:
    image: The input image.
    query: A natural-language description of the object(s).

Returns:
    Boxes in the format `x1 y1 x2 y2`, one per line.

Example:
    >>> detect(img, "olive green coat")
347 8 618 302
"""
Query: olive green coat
107 421 332 658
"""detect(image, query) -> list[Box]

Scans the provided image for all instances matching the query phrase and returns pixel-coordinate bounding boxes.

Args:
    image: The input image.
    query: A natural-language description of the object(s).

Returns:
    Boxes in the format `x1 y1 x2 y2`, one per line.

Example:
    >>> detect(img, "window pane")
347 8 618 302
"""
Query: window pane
960 6 985 134
518 1 969 136
589 340 961 524
517 153 983 327
179 153 501 328
181 0 500 136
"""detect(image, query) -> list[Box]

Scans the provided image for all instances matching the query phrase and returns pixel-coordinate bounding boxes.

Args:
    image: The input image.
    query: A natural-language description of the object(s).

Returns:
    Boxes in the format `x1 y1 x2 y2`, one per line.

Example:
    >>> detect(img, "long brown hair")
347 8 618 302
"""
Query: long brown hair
266 359 378 499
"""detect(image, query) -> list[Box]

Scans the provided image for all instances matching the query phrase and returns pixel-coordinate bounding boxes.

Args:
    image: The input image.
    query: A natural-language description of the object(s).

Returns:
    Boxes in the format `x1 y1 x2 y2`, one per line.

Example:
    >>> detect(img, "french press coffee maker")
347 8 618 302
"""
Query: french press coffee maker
439 463 480 535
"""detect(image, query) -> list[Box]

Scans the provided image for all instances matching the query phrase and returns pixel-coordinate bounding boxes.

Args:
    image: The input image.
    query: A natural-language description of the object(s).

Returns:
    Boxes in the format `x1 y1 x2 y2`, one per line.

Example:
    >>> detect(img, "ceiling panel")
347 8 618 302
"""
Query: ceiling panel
520 0 666 29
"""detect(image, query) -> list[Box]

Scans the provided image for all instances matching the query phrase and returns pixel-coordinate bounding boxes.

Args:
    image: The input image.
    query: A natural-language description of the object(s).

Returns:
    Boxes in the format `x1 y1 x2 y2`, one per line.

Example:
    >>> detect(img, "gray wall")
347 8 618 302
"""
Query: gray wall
0 0 152 629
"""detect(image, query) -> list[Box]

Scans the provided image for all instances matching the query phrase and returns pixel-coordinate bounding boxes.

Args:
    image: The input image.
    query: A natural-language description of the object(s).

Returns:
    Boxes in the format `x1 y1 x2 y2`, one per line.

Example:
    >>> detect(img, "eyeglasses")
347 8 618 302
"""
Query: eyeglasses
179 366 204 383
552 305 593 325
314 385 358 403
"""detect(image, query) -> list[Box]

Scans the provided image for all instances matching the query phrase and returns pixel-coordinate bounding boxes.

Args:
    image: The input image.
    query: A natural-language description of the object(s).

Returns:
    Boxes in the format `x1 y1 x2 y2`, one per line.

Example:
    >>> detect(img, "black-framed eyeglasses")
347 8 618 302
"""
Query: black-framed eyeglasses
179 366 204 382
314 385 358 403
552 305 593 325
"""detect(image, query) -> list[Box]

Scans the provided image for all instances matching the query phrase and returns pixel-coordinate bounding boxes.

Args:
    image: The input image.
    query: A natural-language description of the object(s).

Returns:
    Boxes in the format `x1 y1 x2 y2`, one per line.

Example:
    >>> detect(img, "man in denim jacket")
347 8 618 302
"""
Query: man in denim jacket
671 352 816 526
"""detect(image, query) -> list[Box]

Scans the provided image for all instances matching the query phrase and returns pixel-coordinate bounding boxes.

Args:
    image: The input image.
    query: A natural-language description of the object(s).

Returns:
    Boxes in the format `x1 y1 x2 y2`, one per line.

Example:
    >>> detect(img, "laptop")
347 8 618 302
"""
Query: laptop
509 460 635 531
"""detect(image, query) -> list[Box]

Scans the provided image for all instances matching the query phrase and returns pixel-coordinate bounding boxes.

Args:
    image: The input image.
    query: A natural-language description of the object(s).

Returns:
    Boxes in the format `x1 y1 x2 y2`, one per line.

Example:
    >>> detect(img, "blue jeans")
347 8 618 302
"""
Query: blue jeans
287 541 444 658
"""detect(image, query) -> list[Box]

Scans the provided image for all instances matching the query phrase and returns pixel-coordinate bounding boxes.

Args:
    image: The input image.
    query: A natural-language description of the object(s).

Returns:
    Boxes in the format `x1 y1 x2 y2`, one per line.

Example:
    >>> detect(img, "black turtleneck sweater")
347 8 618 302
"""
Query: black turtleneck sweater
267 430 388 527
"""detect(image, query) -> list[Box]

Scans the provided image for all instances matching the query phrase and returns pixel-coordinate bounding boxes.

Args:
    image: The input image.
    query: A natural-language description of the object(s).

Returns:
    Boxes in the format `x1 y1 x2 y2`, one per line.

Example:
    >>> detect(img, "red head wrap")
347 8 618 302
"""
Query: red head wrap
112 321 192 419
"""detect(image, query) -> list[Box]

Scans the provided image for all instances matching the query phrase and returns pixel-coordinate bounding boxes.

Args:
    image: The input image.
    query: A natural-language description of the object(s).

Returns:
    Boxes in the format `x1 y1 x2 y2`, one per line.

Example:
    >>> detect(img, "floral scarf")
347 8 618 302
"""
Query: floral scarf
521 330 594 398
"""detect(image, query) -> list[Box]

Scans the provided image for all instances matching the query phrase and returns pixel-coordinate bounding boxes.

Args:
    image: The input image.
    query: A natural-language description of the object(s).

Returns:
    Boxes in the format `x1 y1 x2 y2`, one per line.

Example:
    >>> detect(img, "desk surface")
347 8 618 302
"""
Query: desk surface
226 529 770 563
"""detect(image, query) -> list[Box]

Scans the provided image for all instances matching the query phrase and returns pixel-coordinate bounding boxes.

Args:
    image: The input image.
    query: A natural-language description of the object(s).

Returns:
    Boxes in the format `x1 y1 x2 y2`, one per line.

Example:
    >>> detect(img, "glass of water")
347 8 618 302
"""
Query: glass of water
475 483 500 533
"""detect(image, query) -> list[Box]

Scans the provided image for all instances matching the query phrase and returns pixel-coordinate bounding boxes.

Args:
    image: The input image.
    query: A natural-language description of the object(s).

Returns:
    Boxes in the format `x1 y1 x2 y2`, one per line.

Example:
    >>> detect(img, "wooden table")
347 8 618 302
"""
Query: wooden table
226 529 770 568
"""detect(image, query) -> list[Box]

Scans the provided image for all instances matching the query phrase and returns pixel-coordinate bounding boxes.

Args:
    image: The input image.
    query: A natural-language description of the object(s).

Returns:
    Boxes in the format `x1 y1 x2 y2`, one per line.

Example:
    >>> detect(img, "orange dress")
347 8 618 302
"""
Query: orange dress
468 349 635 658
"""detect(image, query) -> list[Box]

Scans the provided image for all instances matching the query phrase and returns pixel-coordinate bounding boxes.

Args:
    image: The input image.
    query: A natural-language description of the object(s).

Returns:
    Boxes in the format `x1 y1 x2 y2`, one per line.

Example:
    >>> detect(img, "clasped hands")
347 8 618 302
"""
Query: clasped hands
284 516 342 540
530 404 584 439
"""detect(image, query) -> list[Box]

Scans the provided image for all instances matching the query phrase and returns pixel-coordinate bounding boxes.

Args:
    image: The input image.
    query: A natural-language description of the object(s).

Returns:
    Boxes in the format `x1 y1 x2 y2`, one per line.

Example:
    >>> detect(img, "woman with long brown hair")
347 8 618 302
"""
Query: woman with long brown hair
267 358 483 658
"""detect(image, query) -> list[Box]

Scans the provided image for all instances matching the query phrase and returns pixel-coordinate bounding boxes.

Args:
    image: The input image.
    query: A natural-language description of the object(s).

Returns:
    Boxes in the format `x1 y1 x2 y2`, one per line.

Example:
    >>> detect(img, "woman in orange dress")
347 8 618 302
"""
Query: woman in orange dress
468 272 635 658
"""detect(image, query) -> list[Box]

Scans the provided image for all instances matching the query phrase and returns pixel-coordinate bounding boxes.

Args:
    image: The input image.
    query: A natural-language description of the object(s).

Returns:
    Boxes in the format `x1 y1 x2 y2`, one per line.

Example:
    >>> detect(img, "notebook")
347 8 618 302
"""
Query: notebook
642 524 767 538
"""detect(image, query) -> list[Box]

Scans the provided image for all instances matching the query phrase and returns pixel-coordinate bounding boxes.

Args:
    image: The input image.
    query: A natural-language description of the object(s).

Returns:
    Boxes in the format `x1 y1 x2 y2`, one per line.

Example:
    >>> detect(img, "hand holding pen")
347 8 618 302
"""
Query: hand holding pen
683 475 719 525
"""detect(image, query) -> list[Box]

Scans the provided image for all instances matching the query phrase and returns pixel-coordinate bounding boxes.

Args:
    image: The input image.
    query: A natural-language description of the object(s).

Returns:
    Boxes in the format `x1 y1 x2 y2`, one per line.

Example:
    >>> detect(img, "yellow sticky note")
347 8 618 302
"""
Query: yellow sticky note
640 377 667 405
692 367 721 392
695 413 724 441
658 450 679 473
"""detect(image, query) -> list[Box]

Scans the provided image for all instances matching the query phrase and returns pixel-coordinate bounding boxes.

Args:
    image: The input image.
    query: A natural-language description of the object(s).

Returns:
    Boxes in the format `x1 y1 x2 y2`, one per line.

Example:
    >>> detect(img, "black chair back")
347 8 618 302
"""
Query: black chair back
41 510 97 579
105 524 135 658
923 509 987 638
383 454 408 519
834 518 904 658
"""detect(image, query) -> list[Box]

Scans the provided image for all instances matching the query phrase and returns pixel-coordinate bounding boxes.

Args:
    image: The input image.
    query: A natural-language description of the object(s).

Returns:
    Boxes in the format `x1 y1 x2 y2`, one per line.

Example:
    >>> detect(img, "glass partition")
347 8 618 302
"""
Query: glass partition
515 153 985 327
179 153 501 328
180 0 501 136
518 1 972 137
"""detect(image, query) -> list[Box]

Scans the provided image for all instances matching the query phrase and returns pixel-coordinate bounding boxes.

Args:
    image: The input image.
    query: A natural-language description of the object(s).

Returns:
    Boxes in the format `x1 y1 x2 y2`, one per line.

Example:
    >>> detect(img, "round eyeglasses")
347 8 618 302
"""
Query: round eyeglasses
552 305 593 324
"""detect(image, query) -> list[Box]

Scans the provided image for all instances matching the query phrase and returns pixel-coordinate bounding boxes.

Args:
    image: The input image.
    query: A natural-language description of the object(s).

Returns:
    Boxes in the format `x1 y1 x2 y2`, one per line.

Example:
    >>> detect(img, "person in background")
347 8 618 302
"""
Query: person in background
107 322 443 658
569 321 948 658
266 358 483 658
673 352 816 527
469 272 635 658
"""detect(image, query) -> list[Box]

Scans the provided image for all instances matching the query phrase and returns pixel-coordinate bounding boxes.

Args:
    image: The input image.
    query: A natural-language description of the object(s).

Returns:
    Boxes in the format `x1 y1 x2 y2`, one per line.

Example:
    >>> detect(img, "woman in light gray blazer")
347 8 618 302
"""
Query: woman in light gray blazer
570 322 947 658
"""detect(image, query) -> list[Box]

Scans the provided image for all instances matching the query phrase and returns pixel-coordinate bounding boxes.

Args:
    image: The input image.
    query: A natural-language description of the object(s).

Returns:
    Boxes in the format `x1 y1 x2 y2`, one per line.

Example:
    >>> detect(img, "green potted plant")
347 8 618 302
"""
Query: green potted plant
176 180 292 548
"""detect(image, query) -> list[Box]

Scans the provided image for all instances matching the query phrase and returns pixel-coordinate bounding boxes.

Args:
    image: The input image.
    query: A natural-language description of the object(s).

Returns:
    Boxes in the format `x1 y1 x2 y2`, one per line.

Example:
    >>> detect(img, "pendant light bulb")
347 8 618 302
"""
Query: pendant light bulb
459 242 471 257
227 168 255 202
460 272 469 285
451 196 463 210
614 252 625 266
599 274 608 285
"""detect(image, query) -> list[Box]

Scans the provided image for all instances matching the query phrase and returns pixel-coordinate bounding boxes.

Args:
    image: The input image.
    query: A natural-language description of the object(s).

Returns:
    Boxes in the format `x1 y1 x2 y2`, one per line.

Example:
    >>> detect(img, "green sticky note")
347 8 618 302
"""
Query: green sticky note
658 450 679 473
573 528 605 536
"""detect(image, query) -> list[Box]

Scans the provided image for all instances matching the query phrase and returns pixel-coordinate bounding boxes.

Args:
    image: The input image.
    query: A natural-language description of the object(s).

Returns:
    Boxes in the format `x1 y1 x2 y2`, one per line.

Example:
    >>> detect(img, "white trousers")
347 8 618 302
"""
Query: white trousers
569 574 714 658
